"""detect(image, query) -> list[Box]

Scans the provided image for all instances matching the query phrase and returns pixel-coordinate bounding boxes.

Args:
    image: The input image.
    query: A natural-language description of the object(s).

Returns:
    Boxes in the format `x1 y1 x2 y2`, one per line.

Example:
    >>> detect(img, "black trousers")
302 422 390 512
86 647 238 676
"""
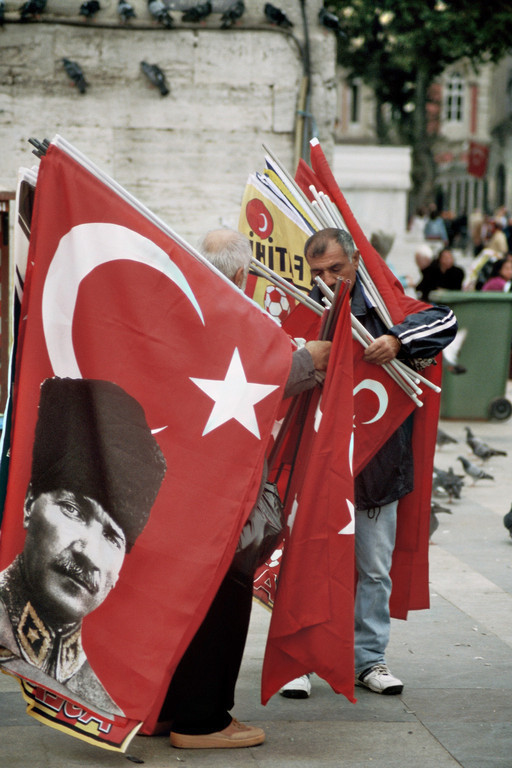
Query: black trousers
159 566 254 735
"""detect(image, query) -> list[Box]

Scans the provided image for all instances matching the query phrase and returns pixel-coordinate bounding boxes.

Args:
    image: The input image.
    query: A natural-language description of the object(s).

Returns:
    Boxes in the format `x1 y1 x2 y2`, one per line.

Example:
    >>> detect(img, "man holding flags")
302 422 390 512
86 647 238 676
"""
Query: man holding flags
281 227 457 699
158 228 332 749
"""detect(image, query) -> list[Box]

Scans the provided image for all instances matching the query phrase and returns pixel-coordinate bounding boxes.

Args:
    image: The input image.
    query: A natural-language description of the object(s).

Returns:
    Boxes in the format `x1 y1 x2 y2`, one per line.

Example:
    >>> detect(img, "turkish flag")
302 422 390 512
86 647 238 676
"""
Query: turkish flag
352 344 416 476
467 141 489 179
0 138 292 749
261 288 355 704
280 295 417 476
294 140 442 619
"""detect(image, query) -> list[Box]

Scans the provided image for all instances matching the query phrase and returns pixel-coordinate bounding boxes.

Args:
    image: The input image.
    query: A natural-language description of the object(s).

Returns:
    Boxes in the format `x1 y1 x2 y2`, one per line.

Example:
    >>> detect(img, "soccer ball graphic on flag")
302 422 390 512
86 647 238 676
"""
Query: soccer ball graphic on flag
264 285 290 323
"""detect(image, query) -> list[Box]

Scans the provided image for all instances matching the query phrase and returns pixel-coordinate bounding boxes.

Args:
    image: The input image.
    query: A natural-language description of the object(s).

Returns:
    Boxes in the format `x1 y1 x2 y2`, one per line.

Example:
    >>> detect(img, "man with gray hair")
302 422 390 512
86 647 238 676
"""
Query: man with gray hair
198 229 252 290
280 227 457 700
159 228 332 749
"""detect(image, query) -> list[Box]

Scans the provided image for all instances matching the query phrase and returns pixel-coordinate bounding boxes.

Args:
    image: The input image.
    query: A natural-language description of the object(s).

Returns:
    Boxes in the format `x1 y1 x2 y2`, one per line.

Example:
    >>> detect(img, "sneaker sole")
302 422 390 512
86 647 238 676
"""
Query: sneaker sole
356 680 403 695
279 690 310 699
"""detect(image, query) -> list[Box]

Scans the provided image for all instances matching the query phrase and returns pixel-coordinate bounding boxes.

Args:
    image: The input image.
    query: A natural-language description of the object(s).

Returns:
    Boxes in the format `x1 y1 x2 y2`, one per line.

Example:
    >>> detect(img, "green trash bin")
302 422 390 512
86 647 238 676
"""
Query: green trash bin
430 290 512 421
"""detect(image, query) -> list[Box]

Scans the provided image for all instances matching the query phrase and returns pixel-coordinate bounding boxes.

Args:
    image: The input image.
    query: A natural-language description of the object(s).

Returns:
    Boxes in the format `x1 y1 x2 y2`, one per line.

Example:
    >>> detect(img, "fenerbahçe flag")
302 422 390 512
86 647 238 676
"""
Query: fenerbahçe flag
0 137 292 751
238 169 314 324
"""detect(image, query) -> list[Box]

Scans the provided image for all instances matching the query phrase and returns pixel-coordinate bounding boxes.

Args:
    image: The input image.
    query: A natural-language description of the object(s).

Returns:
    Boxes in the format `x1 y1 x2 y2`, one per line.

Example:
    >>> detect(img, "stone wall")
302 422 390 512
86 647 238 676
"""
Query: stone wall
0 0 337 243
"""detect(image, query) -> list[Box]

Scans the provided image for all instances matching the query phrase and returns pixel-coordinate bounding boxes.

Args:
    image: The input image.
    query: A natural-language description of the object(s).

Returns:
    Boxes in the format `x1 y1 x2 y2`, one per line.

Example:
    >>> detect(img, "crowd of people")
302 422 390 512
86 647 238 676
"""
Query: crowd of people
408 204 512 301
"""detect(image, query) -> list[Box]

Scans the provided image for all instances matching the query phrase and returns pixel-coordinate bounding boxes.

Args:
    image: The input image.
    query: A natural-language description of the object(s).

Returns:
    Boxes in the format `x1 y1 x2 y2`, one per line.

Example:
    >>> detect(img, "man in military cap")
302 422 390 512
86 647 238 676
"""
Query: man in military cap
0 377 167 715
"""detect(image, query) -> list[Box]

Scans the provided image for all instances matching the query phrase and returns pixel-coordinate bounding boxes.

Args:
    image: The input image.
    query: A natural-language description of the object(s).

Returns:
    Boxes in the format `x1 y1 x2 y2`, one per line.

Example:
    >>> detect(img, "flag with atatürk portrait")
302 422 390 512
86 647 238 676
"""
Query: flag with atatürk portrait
0 137 292 751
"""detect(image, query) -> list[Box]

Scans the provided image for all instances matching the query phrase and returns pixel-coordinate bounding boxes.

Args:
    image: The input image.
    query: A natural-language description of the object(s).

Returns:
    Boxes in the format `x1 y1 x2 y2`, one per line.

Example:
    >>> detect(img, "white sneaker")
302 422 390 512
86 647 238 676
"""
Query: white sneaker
279 674 312 699
356 664 403 695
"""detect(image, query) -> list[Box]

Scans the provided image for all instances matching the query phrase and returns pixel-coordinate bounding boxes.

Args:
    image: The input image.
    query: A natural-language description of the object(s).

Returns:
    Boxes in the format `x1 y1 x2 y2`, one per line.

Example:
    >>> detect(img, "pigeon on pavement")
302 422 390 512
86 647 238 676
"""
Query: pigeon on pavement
503 504 512 538
432 466 464 501
430 500 453 538
457 455 494 484
437 427 458 448
465 427 507 462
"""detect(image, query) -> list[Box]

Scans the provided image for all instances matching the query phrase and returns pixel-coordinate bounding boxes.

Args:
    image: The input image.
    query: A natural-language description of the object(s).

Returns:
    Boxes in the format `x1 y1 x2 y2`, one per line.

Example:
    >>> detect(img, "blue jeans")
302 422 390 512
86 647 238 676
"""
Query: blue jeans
354 500 398 676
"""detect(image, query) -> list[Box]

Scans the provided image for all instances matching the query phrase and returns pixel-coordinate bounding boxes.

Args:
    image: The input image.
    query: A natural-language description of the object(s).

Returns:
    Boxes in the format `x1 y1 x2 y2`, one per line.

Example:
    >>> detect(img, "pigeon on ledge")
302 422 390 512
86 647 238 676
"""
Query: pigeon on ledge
264 2 293 27
118 0 136 21
182 1 212 22
79 0 101 18
220 0 244 28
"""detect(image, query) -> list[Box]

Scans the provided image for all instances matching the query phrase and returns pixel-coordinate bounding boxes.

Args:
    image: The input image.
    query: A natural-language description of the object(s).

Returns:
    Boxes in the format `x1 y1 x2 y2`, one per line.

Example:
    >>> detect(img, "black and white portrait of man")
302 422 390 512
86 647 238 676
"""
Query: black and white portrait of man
0 377 167 715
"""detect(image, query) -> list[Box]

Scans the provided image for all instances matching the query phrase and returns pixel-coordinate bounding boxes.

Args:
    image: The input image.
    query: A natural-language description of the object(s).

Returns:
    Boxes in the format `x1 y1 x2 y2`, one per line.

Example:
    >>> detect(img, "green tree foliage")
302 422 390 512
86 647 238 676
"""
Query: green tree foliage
327 0 512 207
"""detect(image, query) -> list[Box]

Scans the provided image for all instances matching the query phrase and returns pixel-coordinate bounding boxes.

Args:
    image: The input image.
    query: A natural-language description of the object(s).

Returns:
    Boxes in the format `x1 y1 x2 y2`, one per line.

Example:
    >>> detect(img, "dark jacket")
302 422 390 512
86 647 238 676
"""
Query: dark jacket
311 279 457 509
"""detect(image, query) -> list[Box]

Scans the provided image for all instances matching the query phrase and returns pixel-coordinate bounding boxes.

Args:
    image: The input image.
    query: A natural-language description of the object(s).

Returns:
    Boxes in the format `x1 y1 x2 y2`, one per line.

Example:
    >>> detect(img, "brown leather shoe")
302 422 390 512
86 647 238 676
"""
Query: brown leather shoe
170 718 265 749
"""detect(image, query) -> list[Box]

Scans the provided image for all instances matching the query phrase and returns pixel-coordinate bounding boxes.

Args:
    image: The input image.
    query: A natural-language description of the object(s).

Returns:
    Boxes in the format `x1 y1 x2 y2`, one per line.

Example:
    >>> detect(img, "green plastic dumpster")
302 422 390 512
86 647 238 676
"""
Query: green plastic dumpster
430 290 512 421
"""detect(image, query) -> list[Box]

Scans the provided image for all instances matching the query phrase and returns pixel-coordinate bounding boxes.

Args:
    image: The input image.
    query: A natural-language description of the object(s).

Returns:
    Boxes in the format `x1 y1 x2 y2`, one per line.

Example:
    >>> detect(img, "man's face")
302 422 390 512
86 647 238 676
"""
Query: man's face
22 490 126 627
306 239 360 291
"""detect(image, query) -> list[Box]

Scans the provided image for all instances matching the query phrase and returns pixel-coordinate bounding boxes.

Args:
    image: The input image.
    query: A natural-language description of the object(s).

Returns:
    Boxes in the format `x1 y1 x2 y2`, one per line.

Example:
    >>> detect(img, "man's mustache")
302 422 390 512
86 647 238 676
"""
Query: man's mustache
53 553 100 595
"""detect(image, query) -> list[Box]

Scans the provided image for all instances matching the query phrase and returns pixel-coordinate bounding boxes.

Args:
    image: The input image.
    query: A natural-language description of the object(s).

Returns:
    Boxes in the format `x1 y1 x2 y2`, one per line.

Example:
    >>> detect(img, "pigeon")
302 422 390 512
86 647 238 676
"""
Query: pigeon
182 0 212 22
0 0 4 25
118 0 136 21
457 455 494 484
432 466 464 501
465 426 507 462
140 61 169 96
318 7 344 35
503 504 512 538
220 0 244 28
62 58 88 94
148 0 174 27
264 2 293 27
19 0 46 21
430 500 452 538
436 427 458 448
79 0 101 17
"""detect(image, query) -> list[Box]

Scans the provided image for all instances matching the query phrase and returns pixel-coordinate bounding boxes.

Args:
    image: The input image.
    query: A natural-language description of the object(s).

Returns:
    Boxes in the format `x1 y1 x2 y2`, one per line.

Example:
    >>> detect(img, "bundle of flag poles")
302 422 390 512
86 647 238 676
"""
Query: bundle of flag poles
249 143 441 408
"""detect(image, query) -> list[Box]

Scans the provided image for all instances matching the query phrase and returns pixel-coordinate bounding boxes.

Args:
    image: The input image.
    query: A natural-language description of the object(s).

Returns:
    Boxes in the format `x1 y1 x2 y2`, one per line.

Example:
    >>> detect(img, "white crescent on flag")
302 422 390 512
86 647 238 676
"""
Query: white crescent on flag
353 378 388 425
42 223 204 379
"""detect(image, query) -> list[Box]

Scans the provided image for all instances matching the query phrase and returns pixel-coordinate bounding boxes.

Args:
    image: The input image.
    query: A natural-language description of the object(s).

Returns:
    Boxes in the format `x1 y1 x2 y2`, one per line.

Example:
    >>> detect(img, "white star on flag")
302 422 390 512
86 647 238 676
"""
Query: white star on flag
287 496 299 533
191 347 279 438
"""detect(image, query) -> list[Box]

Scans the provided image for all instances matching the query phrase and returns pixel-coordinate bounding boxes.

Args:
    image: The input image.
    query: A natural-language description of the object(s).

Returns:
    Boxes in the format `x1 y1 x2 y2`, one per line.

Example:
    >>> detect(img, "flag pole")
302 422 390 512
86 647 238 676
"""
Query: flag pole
250 259 323 316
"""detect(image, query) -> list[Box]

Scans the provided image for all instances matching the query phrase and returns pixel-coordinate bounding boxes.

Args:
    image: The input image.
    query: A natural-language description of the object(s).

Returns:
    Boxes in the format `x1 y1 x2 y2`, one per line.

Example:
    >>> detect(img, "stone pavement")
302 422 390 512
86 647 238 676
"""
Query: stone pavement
2 386 512 768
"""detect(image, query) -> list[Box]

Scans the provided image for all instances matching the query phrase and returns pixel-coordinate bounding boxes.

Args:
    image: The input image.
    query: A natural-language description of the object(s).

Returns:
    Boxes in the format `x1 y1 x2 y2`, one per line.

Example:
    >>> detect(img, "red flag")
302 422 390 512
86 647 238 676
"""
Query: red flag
261 289 355 704
467 141 489 179
0 138 292 750
295 140 442 619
